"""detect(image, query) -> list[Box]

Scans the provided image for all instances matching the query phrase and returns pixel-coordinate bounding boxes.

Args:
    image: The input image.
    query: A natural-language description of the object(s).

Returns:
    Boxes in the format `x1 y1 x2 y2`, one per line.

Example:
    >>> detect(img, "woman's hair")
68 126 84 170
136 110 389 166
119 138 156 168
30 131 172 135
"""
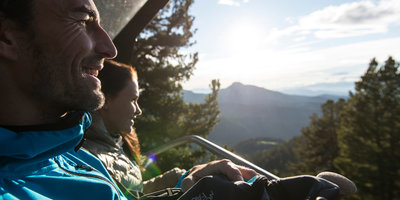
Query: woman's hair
98 60 141 166
99 59 138 99
122 129 142 168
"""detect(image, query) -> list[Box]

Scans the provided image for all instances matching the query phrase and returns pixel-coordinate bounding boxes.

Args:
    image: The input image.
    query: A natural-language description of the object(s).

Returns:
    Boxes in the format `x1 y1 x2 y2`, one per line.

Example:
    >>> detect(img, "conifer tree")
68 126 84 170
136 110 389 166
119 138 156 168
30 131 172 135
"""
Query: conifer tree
131 0 221 171
335 57 400 200
291 99 345 174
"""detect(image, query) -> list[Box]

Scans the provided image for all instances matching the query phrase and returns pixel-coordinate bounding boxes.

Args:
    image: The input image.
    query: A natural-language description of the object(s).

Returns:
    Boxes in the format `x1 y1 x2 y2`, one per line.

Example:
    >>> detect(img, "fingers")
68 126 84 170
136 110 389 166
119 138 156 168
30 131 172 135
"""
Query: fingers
223 160 244 181
215 160 258 182
237 165 259 180
180 159 258 192
181 175 195 192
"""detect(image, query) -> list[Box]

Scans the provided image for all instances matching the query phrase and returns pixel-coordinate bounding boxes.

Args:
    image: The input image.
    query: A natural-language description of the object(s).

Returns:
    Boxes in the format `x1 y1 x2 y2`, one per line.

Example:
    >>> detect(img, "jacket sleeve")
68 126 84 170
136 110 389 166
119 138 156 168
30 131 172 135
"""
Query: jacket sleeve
142 167 186 194
97 153 144 193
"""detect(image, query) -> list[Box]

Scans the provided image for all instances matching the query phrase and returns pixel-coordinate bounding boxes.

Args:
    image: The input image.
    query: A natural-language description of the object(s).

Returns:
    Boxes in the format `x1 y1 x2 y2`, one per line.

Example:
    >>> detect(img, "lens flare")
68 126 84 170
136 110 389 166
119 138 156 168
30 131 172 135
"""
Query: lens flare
142 154 162 180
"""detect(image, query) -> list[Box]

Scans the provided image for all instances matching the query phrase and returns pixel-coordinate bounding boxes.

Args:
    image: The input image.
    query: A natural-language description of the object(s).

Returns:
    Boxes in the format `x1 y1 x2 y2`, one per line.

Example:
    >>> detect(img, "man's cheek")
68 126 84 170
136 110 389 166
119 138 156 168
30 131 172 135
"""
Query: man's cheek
57 27 93 54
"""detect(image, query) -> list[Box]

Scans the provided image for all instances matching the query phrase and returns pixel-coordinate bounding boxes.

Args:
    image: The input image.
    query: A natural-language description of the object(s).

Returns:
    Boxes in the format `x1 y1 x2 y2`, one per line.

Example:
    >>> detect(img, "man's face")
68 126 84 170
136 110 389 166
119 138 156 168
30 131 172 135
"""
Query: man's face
16 0 117 113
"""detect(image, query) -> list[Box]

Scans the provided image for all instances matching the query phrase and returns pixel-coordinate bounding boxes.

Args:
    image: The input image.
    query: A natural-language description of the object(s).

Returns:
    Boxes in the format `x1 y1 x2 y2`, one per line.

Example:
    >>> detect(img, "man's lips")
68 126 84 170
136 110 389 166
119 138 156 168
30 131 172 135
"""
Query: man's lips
83 68 100 77
82 63 103 77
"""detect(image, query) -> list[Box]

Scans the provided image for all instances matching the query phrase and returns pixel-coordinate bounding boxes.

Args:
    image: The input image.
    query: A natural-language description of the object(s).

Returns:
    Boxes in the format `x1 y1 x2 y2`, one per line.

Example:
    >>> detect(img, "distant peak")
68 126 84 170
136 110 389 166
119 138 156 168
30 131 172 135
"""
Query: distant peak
227 82 269 92
231 82 244 87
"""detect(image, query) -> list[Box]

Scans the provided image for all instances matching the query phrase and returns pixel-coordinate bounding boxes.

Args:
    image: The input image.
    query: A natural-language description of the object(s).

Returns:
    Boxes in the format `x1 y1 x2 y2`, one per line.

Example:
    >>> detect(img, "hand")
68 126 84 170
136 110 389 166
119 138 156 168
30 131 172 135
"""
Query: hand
180 159 258 192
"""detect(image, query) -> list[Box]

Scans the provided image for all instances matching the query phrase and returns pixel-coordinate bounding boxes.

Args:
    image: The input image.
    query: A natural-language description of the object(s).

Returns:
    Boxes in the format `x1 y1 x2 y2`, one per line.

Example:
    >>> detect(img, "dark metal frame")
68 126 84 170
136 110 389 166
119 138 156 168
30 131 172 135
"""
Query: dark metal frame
113 0 170 64
146 135 279 180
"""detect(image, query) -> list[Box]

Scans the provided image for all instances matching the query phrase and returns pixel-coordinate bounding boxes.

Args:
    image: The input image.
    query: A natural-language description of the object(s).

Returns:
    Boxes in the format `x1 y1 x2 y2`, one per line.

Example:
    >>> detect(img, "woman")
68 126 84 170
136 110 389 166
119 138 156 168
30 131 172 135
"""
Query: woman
83 60 185 198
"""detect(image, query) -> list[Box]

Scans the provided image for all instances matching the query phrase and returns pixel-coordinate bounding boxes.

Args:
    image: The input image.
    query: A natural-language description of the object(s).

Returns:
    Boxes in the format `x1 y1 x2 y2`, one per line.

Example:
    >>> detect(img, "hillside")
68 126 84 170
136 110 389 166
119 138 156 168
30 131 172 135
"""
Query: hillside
233 137 285 156
183 82 344 146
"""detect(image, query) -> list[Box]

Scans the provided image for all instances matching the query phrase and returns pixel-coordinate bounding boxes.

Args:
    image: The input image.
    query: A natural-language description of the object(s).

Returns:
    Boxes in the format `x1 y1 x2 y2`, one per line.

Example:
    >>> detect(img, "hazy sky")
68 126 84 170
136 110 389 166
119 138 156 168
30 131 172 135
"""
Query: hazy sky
182 0 400 94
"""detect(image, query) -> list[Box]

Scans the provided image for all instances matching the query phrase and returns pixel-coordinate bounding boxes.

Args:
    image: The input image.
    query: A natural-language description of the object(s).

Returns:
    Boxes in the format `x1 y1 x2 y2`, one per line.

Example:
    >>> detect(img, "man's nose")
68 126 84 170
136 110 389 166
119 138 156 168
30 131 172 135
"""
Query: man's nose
94 25 117 59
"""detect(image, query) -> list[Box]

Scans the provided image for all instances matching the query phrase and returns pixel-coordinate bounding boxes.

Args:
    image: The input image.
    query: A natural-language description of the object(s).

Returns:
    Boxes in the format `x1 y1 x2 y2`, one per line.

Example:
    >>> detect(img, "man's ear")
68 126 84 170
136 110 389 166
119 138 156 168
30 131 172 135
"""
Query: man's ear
0 17 19 61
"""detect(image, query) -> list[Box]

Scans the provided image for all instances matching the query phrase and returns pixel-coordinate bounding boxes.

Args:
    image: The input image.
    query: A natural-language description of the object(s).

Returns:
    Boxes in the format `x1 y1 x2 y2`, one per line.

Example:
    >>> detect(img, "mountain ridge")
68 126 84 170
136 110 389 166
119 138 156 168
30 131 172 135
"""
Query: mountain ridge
183 82 345 146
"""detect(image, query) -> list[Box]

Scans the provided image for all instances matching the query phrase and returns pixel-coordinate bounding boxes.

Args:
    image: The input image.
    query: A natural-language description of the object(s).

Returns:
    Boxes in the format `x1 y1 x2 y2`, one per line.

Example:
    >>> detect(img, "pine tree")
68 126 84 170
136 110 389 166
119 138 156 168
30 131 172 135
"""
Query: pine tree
290 99 345 174
182 80 221 138
251 136 302 177
335 57 400 200
151 80 220 172
131 0 221 172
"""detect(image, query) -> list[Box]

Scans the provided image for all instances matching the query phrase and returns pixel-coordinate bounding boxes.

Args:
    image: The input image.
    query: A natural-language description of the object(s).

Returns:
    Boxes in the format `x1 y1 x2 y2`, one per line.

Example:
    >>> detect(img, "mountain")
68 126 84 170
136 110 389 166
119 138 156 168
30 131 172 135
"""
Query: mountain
182 90 207 104
280 81 354 96
183 82 345 146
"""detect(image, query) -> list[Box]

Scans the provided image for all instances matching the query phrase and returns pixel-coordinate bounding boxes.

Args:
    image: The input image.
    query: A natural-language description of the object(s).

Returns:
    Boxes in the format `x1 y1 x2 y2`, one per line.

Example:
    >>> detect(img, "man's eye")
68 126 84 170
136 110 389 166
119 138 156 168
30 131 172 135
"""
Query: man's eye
79 16 95 27
79 20 88 26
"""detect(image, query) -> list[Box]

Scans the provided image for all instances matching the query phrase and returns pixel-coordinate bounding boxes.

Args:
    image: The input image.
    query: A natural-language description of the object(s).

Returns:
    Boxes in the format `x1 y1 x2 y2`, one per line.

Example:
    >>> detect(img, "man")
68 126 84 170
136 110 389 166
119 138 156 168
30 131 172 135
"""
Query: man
0 0 257 199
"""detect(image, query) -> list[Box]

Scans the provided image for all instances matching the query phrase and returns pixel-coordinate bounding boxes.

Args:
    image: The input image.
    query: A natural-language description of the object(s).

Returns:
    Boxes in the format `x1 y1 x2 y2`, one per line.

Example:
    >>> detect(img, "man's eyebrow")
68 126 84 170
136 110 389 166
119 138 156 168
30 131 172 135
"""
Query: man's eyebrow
72 5 99 21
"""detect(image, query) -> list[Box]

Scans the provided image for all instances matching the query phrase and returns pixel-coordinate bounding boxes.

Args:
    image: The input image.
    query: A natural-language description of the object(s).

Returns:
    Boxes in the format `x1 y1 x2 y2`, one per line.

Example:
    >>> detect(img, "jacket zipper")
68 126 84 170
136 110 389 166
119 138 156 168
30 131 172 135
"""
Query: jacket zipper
54 159 122 200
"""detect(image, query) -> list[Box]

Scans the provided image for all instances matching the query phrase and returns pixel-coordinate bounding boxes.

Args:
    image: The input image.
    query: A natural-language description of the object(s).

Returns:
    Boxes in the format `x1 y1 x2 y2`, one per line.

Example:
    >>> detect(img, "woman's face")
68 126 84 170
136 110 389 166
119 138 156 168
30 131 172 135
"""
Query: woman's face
100 79 141 136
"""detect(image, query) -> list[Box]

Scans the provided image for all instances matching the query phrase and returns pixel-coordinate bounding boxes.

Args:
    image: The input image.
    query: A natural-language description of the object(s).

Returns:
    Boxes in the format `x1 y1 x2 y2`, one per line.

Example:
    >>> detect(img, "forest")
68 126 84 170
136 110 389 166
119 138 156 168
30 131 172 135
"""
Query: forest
132 0 400 199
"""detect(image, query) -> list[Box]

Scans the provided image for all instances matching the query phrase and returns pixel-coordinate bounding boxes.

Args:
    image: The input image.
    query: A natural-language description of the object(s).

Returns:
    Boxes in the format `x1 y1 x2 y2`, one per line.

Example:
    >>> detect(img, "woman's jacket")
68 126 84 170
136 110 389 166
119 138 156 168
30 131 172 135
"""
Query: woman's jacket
83 112 143 197
83 112 185 196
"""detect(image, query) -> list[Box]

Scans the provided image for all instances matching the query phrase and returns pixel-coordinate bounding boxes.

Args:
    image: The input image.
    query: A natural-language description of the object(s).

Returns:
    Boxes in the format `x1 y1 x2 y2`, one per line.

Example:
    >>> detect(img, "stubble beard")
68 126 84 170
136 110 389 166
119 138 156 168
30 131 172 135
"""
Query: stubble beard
30 43 105 115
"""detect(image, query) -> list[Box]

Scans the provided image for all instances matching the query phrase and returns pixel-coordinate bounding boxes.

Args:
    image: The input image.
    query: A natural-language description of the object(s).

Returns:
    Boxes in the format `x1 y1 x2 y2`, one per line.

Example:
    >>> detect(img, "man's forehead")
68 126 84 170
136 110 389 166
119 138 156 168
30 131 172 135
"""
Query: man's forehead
37 0 100 17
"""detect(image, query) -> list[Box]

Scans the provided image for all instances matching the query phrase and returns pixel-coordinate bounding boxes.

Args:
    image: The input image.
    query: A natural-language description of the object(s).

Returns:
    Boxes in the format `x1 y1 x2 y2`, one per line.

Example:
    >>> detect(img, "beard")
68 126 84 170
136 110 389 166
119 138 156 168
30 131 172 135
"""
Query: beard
29 43 105 114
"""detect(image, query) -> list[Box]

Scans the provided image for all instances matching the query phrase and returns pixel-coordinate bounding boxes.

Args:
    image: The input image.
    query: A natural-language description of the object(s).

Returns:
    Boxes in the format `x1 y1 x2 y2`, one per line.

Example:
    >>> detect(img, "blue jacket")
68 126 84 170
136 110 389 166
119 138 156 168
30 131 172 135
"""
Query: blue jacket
0 112 128 200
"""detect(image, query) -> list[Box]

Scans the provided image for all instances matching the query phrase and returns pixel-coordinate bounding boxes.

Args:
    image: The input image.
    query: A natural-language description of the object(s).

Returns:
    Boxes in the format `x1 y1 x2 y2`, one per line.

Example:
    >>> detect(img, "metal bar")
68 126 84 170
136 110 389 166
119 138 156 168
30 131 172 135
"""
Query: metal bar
146 135 279 180
113 0 170 63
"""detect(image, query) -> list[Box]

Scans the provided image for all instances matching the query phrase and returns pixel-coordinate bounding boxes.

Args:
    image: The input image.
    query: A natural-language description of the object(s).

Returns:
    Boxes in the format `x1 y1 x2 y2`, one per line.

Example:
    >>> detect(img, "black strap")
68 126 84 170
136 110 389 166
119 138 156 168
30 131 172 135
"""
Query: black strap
139 188 183 200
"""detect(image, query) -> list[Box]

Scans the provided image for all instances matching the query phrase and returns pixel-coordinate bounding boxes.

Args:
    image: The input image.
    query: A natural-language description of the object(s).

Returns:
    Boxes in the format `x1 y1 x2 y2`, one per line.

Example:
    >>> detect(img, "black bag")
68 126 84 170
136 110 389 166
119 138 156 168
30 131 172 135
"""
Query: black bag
139 188 184 200
178 175 269 200
266 175 339 200
139 174 340 200
138 175 269 200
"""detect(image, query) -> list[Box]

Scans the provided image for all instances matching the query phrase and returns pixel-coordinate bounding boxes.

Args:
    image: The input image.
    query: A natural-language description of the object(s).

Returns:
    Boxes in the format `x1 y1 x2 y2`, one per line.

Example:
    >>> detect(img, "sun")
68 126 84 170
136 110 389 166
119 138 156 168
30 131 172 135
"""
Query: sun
225 19 266 54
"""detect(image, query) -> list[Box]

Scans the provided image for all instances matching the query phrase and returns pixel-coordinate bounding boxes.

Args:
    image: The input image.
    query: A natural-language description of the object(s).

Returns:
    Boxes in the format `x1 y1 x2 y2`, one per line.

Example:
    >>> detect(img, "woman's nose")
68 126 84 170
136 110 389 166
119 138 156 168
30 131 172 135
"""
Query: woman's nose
135 105 142 117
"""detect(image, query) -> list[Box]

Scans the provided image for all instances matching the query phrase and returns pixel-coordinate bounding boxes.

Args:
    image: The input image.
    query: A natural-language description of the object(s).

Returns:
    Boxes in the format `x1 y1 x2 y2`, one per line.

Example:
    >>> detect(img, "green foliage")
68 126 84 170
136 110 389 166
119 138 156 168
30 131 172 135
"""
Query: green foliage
131 0 221 173
335 57 400 200
290 99 345 174
182 80 221 138
233 137 284 155
250 136 302 177
156 147 207 172
249 99 346 177
248 57 399 199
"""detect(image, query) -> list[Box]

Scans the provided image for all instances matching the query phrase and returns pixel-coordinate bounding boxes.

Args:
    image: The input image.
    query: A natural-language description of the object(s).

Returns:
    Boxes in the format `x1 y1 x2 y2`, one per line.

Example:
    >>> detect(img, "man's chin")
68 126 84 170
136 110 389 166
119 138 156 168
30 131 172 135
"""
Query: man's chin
87 92 105 111
71 90 105 112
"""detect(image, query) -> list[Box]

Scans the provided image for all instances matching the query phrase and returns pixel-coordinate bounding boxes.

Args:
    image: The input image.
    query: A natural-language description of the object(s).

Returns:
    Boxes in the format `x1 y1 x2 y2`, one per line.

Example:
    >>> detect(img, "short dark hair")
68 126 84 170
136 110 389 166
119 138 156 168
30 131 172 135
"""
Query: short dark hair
98 59 138 99
0 0 34 25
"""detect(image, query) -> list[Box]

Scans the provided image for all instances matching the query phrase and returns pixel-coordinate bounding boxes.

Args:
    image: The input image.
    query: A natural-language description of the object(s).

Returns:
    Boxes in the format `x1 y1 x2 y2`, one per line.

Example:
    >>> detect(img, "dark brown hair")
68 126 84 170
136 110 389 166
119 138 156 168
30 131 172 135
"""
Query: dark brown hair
99 60 141 166
0 0 34 25
99 59 138 99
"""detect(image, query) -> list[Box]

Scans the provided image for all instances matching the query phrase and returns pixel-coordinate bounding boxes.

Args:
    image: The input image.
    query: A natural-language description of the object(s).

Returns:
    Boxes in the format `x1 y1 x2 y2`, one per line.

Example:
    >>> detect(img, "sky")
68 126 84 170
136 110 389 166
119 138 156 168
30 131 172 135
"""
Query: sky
181 0 400 95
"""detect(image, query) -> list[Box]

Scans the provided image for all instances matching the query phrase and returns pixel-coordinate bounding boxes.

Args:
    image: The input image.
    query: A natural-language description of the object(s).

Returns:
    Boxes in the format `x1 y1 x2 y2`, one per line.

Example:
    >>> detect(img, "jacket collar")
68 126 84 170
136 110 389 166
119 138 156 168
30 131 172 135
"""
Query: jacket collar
0 111 92 175
85 112 123 149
